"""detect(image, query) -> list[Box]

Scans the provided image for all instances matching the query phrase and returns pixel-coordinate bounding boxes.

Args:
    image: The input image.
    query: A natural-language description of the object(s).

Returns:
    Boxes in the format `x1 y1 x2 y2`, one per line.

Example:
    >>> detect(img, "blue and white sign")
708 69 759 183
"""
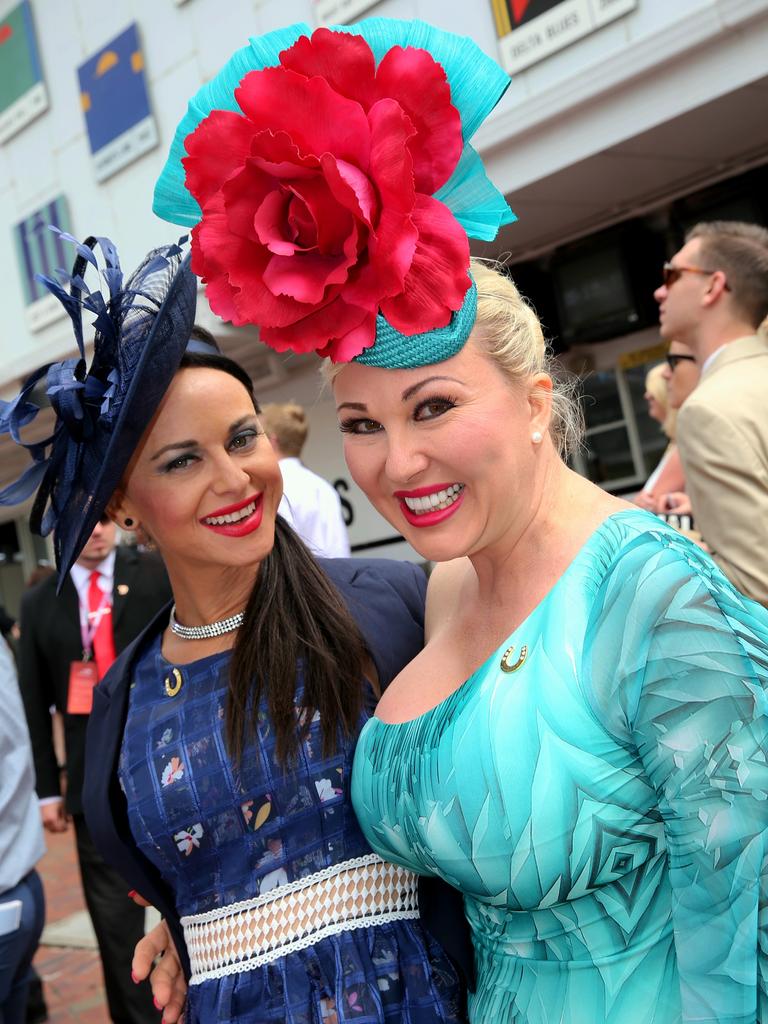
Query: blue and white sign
13 196 73 332
77 23 158 183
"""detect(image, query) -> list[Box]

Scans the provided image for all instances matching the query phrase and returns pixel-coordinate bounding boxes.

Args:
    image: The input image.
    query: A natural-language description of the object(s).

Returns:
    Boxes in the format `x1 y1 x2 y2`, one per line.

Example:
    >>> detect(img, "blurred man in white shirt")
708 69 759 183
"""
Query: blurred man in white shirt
259 403 351 558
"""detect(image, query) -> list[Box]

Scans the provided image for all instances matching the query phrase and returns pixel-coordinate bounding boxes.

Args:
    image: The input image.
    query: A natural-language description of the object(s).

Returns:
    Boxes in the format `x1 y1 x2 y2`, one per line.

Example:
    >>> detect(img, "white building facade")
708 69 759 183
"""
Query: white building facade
1 0 767 611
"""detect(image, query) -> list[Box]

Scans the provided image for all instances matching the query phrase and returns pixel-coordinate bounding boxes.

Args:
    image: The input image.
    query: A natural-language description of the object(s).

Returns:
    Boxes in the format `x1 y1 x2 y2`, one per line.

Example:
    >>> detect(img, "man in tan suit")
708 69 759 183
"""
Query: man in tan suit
656 220 768 605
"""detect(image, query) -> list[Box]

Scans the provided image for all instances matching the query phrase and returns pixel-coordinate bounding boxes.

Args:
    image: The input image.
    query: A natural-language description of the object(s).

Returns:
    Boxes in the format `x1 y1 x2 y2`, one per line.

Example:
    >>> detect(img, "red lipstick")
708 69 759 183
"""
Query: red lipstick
199 493 264 537
202 494 259 518
394 484 465 528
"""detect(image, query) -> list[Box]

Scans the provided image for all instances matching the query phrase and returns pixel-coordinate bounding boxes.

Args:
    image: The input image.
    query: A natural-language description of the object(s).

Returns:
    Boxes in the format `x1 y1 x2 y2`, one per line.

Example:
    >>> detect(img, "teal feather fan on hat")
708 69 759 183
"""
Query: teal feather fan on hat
153 18 515 368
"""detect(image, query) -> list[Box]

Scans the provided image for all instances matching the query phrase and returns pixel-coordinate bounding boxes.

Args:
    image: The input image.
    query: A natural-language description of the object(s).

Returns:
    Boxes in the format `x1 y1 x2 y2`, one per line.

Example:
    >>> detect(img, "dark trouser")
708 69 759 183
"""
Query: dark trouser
24 966 47 1023
0 870 45 1024
72 815 160 1024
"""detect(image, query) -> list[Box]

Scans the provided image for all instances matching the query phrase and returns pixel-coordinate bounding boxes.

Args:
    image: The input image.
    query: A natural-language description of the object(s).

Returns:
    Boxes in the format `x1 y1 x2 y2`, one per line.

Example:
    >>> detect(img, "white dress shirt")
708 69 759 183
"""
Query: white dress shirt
700 344 727 376
277 458 351 558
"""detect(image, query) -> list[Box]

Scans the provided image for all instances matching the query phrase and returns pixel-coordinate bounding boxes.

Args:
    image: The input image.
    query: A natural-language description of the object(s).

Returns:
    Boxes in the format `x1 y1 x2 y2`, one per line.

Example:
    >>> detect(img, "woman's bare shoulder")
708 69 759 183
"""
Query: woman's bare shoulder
425 558 474 641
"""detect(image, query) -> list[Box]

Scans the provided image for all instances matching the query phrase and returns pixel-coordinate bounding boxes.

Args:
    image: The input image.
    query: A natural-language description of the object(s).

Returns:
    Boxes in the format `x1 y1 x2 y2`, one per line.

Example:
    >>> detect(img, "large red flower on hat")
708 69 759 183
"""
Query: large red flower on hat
183 28 470 362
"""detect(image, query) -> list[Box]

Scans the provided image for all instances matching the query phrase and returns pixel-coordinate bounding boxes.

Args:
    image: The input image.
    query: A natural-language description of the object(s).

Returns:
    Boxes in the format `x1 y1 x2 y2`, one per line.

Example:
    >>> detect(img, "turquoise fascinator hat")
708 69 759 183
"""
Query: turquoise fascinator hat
153 18 515 368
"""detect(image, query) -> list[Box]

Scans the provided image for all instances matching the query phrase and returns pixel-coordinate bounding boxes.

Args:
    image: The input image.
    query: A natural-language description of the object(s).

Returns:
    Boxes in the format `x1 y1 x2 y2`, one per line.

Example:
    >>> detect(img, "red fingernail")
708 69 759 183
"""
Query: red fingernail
131 970 139 984
128 889 137 899
153 996 162 1009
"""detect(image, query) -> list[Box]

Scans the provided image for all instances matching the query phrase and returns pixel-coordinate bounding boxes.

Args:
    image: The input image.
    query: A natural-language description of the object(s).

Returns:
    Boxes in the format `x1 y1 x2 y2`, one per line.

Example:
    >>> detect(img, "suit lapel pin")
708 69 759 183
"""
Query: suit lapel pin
116 584 129 596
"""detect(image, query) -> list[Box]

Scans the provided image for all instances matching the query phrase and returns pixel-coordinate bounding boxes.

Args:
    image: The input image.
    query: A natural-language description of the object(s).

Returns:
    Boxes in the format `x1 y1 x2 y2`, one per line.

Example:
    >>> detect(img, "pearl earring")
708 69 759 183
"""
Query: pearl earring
532 431 543 444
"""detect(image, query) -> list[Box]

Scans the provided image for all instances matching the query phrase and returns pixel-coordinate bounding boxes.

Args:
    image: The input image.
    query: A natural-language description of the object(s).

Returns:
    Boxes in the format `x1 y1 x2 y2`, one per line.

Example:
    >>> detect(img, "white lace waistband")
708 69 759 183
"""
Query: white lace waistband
182 853 420 983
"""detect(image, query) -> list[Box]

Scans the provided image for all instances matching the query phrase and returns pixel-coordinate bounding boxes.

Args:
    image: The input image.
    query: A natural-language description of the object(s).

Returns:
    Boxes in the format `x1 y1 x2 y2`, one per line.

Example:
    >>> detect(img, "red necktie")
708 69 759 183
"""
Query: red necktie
88 571 116 679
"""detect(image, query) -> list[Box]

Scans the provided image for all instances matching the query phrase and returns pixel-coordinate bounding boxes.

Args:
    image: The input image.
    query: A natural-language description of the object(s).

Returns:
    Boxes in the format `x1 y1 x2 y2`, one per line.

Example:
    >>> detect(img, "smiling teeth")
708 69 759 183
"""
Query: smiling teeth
203 500 256 526
403 484 464 515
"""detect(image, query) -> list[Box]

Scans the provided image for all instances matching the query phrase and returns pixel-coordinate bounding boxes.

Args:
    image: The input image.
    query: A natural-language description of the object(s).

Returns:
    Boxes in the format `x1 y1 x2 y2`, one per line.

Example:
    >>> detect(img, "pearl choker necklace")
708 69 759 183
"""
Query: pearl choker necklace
169 605 245 640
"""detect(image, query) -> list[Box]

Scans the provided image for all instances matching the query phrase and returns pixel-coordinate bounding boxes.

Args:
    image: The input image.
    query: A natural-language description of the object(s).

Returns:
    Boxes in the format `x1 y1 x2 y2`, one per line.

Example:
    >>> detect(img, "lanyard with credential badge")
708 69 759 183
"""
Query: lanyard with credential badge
67 583 111 715
79 585 111 661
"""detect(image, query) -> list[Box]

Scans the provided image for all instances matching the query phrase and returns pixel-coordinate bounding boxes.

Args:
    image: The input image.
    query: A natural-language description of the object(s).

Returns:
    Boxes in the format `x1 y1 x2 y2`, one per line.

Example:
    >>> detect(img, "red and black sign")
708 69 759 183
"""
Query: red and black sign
492 0 567 36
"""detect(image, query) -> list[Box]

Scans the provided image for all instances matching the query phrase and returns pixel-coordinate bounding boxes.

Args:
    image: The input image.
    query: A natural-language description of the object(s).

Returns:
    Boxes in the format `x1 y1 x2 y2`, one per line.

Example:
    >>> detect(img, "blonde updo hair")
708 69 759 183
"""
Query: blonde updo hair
470 259 583 458
325 259 583 457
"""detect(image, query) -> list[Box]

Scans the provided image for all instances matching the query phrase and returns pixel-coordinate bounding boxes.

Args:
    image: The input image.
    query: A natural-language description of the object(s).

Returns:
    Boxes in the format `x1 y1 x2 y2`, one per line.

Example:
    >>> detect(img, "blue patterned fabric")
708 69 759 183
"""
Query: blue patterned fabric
118 639 463 1024
352 510 768 1024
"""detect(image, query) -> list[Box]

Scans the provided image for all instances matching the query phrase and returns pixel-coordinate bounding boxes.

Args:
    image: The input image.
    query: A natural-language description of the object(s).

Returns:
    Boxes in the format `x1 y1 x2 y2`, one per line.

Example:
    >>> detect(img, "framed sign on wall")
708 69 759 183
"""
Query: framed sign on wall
77 22 159 183
13 195 73 332
492 0 637 75
314 0 381 27
0 0 48 144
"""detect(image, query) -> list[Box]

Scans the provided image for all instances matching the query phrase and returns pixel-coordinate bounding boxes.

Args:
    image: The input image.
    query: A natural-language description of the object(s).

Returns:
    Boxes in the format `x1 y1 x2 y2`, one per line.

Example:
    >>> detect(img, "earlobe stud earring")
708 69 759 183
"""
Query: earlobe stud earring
532 431 543 444
124 518 134 527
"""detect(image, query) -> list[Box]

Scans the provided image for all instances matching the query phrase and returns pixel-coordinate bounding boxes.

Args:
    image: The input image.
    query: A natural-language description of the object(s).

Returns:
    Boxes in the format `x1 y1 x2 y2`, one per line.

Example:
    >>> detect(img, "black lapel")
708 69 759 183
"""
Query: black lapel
111 548 138 632
60 573 81 642
86 604 188 965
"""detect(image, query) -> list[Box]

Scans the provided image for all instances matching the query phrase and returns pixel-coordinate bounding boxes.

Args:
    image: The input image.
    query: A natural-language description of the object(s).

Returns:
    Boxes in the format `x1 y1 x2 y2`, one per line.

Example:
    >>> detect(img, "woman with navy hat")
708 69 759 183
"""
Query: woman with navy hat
0 235 472 1023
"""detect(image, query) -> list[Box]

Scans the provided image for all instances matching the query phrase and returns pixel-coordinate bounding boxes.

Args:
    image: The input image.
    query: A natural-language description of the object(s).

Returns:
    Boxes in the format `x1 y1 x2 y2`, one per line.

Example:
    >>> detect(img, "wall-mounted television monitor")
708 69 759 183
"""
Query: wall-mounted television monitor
553 244 640 342
551 225 662 344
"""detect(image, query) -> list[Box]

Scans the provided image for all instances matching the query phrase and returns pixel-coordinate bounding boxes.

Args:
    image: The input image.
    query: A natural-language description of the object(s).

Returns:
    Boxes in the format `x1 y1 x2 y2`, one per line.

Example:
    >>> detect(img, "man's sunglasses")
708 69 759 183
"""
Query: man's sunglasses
661 262 729 289
666 353 697 371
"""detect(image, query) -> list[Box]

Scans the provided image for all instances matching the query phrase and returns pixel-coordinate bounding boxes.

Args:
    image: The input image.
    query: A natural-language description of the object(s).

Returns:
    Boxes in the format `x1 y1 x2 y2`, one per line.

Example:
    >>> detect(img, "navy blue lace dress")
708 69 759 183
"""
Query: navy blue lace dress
118 637 463 1023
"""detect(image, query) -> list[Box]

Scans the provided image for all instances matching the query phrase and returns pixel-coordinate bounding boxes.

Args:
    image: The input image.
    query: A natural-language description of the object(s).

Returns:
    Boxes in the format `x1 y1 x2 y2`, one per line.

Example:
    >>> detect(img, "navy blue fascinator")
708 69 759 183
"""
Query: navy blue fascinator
0 231 197 585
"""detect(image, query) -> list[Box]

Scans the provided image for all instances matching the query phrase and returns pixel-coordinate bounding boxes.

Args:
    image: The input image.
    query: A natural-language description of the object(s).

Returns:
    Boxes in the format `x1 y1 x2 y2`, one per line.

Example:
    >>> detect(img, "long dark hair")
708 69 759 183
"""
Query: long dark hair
179 351 369 766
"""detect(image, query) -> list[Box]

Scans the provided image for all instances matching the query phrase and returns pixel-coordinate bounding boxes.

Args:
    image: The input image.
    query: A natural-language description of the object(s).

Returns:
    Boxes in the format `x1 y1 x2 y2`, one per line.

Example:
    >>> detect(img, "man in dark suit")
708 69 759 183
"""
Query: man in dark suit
18 516 171 1024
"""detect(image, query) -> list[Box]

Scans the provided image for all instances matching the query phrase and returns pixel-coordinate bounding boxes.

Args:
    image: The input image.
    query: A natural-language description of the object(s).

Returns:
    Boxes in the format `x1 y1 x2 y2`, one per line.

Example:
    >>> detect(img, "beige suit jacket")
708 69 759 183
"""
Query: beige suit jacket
677 334 768 605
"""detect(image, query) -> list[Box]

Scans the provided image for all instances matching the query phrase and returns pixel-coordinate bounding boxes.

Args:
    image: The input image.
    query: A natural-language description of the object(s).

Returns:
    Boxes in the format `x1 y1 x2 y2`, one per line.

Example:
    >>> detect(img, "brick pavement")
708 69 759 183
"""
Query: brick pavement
34 828 110 1022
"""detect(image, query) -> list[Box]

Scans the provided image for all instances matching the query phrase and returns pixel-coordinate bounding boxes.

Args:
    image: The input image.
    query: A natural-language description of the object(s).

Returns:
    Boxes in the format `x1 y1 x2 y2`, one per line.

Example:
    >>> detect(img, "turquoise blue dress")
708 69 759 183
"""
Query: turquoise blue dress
352 510 768 1024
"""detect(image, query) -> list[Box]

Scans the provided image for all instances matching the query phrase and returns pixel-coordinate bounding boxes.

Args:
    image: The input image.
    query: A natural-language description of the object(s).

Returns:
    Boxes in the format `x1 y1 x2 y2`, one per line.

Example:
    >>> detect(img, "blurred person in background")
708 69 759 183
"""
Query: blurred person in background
259 402 351 558
636 343 701 516
656 220 768 604
14 563 58 1024
655 341 700 521
0 635 45 1024
660 340 700 413
18 513 171 1023
0 605 17 643
634 362 683 512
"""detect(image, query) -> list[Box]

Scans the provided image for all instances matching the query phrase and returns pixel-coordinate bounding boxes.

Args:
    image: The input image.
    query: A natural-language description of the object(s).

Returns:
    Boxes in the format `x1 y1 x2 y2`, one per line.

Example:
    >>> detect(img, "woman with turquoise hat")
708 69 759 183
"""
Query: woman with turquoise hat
149 14 768 1024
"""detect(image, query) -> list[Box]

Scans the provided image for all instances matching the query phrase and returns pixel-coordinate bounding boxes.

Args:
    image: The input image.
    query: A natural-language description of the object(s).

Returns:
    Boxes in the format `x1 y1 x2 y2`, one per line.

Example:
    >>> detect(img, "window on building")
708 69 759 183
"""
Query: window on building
572 353 668 493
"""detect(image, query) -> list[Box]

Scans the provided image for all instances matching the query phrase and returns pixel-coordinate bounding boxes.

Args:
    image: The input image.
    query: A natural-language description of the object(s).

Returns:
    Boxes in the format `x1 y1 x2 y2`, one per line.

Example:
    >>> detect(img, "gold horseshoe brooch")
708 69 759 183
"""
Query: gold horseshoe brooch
164 668 183 697
500 644 528 673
